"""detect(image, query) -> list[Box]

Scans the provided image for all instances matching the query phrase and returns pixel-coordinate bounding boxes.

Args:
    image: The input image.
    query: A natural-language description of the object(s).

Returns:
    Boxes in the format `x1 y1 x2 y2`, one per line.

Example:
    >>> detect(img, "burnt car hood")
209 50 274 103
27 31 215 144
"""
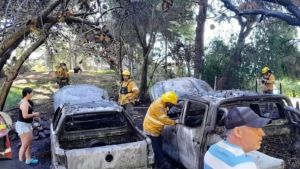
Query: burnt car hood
53 84 109 111
149 77 213 101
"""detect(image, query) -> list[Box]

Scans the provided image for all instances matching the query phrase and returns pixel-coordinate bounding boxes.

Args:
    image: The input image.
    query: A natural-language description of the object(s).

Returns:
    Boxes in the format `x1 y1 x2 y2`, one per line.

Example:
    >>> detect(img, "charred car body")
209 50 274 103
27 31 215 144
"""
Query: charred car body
149 77 300 169
51 84 154 169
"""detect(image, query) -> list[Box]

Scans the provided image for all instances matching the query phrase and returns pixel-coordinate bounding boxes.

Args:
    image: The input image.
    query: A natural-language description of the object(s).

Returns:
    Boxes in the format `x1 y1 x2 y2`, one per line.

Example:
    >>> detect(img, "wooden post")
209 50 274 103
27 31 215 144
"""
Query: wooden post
293 90 296 97
280 83 282 94
214 76 217 90
255 79 258 93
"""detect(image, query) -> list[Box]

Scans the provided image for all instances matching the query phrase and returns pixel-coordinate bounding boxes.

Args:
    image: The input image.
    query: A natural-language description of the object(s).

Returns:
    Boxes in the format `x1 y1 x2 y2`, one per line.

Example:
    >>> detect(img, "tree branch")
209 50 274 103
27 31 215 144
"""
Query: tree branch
0 23 53 110
240 9 300 26
220 0 300 26
0 0 61 59
133 23 146 49
45 16 99 26
262 0 300 19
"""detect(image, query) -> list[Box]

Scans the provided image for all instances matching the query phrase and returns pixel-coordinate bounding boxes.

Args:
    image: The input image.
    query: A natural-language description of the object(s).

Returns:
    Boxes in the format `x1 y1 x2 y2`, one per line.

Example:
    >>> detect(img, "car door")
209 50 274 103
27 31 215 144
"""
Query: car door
162 101 185 161
283 106 300 153
284 106 300 127
50 106 65 166
176 100 209 169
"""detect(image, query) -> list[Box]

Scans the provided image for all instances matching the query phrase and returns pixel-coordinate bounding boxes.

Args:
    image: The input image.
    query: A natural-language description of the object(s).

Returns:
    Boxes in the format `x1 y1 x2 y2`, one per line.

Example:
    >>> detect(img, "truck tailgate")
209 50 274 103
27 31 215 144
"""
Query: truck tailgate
65 140 149 169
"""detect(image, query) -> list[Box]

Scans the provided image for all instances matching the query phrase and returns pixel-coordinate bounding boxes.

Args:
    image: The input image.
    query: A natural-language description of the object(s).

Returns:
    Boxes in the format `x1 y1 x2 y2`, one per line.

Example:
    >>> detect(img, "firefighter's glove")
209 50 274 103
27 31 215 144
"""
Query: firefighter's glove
175 119 180 124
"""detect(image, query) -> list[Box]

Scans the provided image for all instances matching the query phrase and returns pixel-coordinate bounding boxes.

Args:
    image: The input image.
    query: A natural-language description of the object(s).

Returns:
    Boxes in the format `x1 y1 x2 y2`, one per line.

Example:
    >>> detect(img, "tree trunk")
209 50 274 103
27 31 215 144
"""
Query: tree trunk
0 25 52 110
139 47 150 101
45 41 53 71
193 0 208 79
218 24 253 89
185 45 192 77
187 61 191 77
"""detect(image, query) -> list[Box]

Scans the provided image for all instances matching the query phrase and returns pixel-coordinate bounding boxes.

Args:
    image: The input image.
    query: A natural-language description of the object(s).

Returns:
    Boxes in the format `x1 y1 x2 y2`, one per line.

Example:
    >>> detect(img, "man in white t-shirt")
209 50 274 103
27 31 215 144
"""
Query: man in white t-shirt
204 107 271 169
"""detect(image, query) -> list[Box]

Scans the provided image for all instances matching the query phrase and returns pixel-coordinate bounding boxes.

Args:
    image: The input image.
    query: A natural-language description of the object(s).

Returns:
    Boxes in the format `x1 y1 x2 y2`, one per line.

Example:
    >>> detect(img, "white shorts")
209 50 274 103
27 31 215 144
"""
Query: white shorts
15 121 33 136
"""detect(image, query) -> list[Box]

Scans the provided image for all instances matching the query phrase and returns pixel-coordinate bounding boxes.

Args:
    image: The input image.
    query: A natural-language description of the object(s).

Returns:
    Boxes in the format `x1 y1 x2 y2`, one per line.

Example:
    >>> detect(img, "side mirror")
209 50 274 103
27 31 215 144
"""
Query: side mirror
54 107 61 115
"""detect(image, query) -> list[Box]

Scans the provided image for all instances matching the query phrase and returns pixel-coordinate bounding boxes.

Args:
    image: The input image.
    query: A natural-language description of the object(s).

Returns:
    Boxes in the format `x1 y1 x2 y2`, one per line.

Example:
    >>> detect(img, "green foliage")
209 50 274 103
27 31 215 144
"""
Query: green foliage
31 64 48 72
246 21 300 79
203 39 231 87
4 87 22 109
280 78 300 97
205 20 300 90
86 69 116 75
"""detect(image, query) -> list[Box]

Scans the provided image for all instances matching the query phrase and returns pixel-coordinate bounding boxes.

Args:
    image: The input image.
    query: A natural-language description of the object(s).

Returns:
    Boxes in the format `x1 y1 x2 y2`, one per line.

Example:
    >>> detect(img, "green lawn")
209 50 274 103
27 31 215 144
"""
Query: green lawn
280 78 300 97
5 87 22 110
4 82 49 110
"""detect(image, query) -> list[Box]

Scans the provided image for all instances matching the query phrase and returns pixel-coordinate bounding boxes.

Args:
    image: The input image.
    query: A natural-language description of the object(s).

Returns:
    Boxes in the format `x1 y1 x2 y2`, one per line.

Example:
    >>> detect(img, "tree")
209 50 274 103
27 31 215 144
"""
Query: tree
0 24 53 110
204 20 300 90
0 0 124 110
218 1 259 89
244 21 300 79
110 0 195 100
220 0 300 26
194 0 208 79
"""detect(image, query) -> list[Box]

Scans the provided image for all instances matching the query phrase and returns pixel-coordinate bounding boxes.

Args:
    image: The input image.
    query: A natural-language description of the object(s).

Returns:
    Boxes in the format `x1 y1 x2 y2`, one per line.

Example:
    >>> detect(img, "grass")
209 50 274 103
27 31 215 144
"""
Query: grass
279 78 300 97
4 82 54 110
84 69 116 75
5 87 22 110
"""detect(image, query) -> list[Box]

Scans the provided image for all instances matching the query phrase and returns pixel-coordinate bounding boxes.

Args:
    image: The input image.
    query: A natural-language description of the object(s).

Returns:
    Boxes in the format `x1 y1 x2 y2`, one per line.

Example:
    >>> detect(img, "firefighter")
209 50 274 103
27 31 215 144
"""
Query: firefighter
118 70 139 113
56 63 70 88
0 112 12 159
143 91 179 169
261 66 275 94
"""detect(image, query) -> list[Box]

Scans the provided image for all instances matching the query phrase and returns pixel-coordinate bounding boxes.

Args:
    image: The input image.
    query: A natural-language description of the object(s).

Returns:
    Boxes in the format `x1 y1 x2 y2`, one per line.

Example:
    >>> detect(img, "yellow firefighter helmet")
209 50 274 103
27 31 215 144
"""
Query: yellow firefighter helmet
161 91 178 105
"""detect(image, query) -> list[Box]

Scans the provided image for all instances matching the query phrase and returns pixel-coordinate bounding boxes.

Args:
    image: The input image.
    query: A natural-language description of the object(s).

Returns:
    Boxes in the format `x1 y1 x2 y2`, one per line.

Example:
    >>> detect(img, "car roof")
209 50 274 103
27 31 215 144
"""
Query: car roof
149 77 291 105
62 100 123 115
149 77 213 101
179 90 290 105
53 84 109 111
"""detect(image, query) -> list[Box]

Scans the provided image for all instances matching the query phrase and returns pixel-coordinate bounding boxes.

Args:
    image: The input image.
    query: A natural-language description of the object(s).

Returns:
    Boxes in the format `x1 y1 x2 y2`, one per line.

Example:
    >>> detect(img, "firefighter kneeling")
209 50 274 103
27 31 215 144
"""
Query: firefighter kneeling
143 91 179 169
118 70 139 113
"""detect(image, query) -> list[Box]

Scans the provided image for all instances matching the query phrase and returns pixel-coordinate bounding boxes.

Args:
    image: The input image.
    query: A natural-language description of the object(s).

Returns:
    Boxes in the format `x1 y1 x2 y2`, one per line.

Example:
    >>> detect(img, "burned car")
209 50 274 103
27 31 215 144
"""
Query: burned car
51 84 154 169
149 77 300 169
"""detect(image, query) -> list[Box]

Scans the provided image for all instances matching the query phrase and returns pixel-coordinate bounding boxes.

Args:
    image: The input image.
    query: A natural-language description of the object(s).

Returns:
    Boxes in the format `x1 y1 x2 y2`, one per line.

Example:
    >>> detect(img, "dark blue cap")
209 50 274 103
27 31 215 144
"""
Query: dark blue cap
225 107 271 129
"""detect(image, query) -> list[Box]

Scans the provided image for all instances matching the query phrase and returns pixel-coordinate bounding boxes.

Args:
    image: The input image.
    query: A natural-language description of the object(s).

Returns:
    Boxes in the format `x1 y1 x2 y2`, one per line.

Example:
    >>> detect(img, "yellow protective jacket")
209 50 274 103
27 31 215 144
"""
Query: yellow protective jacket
143 98 176 136
263 74 275 91
118 80 139 105
56 67 69 79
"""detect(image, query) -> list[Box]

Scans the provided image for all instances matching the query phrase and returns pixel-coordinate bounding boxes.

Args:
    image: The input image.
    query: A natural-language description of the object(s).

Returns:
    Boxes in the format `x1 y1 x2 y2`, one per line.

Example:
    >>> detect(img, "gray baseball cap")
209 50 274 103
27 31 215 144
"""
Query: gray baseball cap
225 107 271 129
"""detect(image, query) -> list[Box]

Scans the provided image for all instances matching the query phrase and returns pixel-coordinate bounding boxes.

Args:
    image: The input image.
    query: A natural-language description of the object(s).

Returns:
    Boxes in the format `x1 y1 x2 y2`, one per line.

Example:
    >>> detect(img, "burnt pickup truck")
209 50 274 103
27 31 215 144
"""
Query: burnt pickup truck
149 77 300 169
51 84 154 169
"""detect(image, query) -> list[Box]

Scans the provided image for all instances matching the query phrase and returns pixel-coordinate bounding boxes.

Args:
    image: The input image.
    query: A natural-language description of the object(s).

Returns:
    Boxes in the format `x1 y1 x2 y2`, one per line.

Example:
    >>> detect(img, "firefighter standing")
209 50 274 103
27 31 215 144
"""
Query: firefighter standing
55 63 70 88
261 66 275 94
143 91 178 169
118 70 139 113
